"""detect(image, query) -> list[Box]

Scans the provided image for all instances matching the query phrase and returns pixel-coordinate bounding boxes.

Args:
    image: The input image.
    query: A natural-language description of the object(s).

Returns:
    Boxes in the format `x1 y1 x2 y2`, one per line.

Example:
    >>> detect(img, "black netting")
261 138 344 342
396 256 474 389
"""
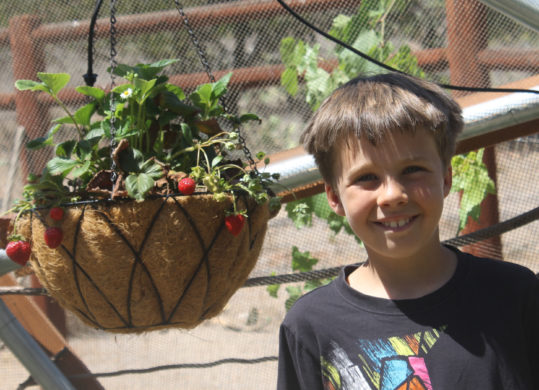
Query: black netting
1 1 537 388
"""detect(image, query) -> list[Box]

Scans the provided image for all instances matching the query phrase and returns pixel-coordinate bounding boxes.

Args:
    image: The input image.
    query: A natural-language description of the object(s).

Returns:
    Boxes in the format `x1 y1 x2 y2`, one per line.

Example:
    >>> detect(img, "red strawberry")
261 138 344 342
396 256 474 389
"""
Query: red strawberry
178 177 196 195
5 240 31 266
225 214 246 236
44 227 63 249
49 207 64 221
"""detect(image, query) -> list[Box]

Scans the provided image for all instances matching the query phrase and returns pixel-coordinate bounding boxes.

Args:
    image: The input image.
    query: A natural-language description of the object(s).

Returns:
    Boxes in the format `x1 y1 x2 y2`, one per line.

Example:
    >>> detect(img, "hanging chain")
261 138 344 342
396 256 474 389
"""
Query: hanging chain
172 0 259 176
109 0 118 190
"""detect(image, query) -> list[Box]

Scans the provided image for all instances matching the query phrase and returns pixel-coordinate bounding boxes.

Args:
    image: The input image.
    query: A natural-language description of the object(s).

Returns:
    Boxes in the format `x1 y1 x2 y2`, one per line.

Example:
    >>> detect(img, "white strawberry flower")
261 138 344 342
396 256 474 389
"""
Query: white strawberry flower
120 88 133 99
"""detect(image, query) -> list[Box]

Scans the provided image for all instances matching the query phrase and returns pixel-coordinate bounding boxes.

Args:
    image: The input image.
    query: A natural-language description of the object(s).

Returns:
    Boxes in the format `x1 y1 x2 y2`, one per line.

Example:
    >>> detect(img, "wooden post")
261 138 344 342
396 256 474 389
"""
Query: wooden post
446 0 503 259
9 15 67 334
9 15 50 177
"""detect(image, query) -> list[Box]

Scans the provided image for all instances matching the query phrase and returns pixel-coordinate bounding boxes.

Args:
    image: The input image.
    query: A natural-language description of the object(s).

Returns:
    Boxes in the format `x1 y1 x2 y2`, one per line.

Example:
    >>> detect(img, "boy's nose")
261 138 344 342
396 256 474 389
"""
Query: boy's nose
377 178 408 207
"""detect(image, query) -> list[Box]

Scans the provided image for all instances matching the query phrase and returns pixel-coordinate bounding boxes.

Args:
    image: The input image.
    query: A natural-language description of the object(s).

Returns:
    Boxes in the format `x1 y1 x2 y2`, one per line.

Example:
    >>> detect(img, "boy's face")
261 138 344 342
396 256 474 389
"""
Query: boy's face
325 129 452 262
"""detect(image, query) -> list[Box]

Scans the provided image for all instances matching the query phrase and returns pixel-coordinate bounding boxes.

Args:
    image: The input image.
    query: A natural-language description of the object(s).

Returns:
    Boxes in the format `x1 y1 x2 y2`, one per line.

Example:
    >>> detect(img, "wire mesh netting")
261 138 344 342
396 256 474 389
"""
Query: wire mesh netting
0 0 537 389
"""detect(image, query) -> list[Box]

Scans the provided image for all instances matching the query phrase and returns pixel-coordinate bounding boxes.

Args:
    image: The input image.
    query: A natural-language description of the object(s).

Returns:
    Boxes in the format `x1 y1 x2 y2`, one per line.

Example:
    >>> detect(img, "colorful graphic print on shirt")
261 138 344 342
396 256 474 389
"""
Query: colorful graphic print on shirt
321 326 446 390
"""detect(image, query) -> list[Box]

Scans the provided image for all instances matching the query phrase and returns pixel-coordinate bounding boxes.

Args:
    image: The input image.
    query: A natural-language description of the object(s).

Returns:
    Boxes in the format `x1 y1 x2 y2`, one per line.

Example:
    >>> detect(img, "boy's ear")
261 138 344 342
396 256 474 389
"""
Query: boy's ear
443 164 452 197
325 183 346 216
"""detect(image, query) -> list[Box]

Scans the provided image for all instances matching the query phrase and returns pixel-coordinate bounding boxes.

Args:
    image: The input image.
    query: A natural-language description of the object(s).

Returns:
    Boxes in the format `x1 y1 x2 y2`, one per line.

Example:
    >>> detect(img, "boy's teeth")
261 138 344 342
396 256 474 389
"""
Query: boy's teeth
382 218 410 228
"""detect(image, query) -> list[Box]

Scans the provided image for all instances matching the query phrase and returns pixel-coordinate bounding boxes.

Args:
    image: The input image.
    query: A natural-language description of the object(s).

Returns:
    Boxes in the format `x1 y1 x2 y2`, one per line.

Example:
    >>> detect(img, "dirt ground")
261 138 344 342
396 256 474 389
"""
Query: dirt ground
1 141 538 390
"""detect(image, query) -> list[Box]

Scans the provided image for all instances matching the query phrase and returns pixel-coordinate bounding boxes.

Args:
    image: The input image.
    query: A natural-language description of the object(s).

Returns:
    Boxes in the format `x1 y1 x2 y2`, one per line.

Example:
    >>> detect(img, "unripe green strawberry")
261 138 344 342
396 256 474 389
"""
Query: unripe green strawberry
6 240 31 266
44 227 63 249
202 174 220 193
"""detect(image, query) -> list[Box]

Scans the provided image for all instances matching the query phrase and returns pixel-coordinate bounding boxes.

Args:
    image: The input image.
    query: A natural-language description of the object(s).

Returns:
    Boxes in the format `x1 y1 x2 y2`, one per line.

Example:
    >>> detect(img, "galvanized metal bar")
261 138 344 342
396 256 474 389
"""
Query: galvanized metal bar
478 0 539 31
266 85 539 194
0 299 75 390
0 249 21 276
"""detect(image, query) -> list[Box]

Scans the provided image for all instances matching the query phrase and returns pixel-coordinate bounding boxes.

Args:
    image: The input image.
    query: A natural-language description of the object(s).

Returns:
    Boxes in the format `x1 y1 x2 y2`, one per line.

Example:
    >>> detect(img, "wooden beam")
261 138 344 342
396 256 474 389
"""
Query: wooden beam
31 0 352 43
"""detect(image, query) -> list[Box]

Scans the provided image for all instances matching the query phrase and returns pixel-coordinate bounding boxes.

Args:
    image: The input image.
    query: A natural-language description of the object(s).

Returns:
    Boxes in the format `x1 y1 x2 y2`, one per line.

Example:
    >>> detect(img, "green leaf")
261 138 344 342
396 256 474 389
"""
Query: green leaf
310 193 334 220
285 200 313 229
192 83 213 105
266 282 280 298
284 285 303 311
55 140 77 158
181 123 193 145
238 113 261 123
329 14 352 40
126 173 155 201
53 115 76 125
293 40 307 69
160 91 199 117
451 150 496 232
134 78 157 102
46 157 78 175
84 127 105 140
281 67 299 96
211 155 223 168
280 37 297 67
75 85 106 100
291 246 318 272
75 139 95 160
165 84 185 100
140 159 163 179
73 102 96 126
212 73 232 99
70 160 92 178
111 83 133 95
36 73 70 95
304 278 332 293
26 137 53 150
134 59 179 80
15 80 48 93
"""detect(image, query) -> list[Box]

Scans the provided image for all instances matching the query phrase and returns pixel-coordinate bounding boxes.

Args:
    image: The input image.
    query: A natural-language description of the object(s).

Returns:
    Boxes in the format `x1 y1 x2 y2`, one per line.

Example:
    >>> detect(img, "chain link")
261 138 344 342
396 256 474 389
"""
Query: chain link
109 0 118 189
172 0 259 176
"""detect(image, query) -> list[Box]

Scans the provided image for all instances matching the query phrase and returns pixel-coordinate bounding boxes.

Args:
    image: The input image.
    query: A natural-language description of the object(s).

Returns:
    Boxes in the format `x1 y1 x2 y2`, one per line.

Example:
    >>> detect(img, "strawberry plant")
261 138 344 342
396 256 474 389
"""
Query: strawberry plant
10 59 280 218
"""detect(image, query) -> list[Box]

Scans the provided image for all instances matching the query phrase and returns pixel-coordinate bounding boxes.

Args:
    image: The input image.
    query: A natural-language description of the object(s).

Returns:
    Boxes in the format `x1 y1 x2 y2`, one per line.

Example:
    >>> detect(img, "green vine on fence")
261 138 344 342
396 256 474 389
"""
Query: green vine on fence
267 1 496 310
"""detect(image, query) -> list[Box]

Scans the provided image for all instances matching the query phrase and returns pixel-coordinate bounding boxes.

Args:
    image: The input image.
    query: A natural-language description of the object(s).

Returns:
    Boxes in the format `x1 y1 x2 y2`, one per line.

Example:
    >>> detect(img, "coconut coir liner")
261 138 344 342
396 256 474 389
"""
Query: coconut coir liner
17 194 270 333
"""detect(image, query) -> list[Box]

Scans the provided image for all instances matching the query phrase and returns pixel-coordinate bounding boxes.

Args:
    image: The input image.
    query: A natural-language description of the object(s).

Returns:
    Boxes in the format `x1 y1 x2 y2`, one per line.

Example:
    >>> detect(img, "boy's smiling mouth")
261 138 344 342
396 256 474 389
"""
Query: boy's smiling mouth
375 216 417 230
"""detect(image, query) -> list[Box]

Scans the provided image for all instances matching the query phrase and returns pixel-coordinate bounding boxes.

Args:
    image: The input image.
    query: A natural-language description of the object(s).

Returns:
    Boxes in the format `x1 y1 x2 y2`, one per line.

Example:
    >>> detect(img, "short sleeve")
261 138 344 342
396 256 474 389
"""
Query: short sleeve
526 273 539 389
277 323 323 390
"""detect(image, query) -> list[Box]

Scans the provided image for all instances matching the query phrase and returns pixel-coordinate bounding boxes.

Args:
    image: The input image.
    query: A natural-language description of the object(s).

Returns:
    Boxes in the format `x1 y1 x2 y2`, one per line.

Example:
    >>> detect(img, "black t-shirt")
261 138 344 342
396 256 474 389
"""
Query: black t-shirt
277 247 539 389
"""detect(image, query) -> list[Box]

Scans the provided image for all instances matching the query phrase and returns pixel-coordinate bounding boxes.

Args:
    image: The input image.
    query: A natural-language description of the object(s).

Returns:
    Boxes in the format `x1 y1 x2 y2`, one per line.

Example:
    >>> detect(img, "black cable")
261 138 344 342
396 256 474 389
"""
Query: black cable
67 356 278 379
276 0 539 96
83 0 104 86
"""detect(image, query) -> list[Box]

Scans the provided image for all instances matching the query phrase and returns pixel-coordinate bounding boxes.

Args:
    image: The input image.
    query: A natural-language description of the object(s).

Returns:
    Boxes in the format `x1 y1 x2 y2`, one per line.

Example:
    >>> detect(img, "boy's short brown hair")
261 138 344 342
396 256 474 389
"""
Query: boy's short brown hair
300 73 464 187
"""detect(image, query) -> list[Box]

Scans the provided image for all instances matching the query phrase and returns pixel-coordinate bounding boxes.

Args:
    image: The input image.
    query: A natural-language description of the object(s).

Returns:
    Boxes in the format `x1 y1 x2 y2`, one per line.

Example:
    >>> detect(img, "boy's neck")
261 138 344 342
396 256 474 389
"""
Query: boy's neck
347 244 457 300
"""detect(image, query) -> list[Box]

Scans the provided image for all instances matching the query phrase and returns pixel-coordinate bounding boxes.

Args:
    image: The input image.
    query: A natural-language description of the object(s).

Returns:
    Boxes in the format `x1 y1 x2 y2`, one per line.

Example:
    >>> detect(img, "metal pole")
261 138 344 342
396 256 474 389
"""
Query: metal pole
478 0 539 31
0 250 75 389
0 249 21 276
0 301 75 390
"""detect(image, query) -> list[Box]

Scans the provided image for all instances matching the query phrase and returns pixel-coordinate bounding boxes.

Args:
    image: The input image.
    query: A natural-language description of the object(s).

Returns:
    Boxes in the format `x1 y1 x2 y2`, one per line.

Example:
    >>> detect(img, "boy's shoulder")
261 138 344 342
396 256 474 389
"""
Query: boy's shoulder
458 248 537 282
281 268 348 330
453 247 538 301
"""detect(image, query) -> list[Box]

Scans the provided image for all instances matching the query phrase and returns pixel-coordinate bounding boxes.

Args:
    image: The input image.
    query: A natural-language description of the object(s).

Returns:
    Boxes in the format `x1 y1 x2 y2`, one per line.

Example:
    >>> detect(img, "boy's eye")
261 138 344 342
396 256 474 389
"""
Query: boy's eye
356 173 378 182
403 165 424 174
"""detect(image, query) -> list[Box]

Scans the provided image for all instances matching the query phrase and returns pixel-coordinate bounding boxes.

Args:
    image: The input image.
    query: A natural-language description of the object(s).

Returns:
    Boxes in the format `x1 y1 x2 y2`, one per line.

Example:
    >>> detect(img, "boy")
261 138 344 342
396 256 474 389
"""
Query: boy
277 73 539 389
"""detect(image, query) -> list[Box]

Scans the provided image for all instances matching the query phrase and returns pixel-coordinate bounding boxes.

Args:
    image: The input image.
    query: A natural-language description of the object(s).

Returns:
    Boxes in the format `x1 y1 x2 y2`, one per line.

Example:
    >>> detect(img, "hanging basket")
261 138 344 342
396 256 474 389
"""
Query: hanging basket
16 193 271 333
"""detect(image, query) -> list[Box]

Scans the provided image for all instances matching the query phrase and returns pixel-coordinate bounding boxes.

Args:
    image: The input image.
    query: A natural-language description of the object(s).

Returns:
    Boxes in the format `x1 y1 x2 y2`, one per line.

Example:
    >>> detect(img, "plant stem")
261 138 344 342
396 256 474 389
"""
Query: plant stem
53 95 83 138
